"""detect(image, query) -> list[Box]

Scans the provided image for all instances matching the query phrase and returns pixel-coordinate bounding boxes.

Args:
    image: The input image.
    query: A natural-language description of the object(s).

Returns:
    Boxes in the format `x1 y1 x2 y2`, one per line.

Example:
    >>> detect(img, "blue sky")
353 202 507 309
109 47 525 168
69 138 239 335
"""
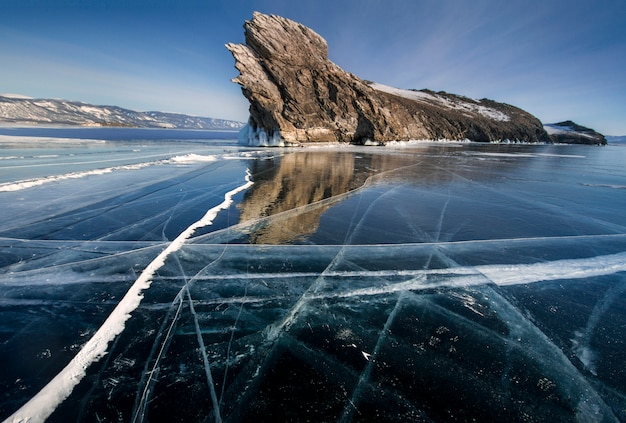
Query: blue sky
1 0 625 134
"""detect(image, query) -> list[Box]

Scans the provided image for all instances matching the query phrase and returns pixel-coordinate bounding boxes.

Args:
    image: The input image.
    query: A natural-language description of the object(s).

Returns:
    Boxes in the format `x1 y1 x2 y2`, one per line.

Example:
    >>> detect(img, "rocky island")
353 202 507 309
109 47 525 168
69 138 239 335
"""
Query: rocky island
544 120 607 145
227 12 554 146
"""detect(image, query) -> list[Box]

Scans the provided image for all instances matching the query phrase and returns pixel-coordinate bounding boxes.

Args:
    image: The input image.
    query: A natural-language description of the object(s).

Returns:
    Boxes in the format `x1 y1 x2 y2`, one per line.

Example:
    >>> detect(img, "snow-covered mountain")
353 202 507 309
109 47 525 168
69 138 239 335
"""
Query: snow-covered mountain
0 95 245 130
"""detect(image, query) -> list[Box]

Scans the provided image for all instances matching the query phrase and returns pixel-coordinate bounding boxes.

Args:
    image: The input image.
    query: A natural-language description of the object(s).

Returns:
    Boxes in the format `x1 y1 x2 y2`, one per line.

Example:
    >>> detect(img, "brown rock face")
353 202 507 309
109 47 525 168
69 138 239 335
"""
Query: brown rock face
227 12 551 145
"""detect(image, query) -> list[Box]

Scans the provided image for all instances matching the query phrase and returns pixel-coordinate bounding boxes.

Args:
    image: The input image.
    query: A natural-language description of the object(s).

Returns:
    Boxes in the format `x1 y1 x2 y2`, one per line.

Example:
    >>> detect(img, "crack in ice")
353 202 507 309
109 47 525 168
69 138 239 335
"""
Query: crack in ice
132 247 231 423
4 170 253 423
339 292 407 422
572 274 626 375
185 287 222 423
132 289 185 423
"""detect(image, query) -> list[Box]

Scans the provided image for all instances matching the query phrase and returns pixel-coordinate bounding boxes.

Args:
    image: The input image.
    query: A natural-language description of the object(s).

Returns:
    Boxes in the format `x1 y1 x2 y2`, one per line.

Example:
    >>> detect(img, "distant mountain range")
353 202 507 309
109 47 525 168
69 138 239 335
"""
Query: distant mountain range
606 135 626 144
0 95 245 130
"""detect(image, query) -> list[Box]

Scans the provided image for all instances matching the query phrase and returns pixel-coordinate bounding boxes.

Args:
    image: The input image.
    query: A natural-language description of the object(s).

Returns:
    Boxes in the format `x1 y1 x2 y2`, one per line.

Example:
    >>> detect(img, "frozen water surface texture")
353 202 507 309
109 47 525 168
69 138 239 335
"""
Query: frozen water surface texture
1 129 626 422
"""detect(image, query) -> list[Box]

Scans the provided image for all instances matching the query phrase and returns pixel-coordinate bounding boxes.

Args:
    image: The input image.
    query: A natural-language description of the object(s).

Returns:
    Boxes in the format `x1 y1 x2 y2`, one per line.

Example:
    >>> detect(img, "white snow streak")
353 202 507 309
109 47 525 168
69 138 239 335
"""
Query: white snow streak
477 252 626 286
0 154 222 192
0 161 165 192
369 82 510 122
169 153 219 163
304 251 626 300
4 170 254 423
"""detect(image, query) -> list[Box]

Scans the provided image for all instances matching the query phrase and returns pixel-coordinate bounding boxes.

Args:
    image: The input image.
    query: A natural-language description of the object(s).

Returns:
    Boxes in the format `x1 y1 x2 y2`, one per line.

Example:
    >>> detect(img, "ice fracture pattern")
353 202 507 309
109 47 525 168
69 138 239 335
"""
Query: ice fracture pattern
1 133 625 422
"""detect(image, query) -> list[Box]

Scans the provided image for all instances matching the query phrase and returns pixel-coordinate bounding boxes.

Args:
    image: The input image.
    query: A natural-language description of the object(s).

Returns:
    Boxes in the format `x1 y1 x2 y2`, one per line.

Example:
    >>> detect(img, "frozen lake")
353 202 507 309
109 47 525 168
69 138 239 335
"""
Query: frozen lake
1 128 625 422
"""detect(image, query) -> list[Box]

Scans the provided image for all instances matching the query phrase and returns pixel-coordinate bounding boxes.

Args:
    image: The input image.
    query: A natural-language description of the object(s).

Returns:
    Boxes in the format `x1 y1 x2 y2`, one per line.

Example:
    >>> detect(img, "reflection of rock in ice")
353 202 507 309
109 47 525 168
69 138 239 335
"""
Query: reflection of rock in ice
236 148 479 244
235 145 567 245
238 151 368 243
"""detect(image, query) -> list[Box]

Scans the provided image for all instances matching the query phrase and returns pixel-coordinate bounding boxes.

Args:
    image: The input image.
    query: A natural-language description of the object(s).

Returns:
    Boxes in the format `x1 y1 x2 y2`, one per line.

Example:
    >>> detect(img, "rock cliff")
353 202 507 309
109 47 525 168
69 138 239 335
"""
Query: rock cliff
226 12 551 146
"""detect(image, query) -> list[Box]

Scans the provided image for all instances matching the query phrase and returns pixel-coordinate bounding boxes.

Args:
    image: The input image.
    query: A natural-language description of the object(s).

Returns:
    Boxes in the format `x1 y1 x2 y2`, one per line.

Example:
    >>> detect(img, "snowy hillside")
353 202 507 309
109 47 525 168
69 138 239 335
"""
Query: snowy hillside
0 95 245 130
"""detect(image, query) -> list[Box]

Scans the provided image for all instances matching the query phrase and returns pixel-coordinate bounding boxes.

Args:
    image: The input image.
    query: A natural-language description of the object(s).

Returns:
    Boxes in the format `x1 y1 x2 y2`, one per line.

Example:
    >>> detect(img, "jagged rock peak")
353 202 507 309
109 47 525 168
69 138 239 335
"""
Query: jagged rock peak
227 12 551 146
243 12 328 68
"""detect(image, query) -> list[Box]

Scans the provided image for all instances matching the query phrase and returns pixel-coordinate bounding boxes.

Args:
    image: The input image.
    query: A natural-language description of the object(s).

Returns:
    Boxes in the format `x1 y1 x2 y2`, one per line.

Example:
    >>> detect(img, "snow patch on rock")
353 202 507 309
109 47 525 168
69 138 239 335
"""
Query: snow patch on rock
370 82 510 122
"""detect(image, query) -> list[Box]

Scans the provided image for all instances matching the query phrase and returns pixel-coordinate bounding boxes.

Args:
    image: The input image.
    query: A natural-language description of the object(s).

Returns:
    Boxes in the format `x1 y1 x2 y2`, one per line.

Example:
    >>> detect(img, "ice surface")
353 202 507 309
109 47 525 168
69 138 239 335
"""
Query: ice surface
1 133 626 422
